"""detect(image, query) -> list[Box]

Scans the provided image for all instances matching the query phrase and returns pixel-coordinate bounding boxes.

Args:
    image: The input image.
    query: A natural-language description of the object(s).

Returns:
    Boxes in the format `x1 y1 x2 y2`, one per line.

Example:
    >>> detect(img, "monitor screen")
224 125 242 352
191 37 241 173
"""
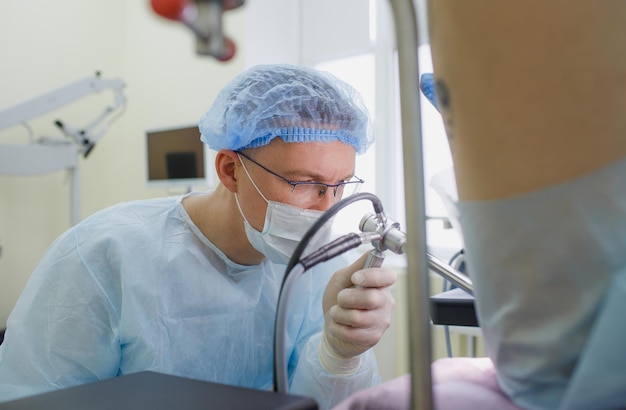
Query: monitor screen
146 125 207 187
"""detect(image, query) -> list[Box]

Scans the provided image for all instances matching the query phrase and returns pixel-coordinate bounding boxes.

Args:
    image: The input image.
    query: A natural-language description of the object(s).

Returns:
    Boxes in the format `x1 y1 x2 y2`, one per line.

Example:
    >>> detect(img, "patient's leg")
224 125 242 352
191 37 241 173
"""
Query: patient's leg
429 1 626 201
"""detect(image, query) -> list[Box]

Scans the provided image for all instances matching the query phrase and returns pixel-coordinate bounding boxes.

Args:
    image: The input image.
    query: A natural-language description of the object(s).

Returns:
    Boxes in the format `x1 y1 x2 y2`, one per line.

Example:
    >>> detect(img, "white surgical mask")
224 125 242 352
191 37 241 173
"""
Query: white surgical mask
235 155 333 265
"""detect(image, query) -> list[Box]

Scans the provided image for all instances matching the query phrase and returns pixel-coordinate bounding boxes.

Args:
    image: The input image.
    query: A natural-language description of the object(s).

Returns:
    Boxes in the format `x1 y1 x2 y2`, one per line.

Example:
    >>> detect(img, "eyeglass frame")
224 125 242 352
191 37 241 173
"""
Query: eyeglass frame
236 150 364 198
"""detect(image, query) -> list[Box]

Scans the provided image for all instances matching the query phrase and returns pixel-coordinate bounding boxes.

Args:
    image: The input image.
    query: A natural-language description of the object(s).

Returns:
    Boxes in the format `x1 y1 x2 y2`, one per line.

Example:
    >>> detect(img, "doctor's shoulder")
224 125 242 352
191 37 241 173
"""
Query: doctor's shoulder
74 196 180 232
43 196 181 253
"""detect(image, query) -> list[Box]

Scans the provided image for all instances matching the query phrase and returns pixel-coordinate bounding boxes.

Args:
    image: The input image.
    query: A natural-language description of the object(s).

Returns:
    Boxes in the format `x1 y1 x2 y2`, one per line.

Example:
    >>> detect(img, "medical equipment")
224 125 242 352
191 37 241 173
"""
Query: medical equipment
150 0 243 61
361 214 472 294
145 125 208 190
433 252 478 359
274 192 404 394
0 73 127 225
273 192 473 395
385 3 434 408
0 371 318 410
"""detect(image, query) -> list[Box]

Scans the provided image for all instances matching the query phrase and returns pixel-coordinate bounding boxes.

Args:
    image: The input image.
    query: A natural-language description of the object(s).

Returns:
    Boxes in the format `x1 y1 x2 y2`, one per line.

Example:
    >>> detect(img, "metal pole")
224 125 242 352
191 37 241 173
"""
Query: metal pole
427 253 473 295
70 165 80 226
387 0 433 408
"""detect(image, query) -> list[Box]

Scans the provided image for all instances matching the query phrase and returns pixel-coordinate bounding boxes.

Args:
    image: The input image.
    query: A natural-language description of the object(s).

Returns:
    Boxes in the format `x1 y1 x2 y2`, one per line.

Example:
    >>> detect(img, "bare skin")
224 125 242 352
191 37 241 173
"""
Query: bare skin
430 1 626 201
182 138 357 265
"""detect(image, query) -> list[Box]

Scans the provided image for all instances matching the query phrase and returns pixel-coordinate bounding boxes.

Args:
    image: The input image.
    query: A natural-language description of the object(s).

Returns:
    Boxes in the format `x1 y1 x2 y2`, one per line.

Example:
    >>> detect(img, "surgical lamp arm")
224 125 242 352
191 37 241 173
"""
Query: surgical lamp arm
0 73 127 157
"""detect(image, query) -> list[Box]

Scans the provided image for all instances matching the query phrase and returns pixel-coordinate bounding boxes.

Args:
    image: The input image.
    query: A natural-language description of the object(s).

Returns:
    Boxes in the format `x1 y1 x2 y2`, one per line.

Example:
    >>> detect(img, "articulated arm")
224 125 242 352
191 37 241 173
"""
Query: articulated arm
0 72 126 158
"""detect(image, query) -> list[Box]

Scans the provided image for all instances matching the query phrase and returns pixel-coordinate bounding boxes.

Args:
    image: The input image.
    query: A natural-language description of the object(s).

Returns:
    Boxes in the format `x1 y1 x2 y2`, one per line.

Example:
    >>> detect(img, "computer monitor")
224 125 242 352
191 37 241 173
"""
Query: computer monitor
146 125 208 188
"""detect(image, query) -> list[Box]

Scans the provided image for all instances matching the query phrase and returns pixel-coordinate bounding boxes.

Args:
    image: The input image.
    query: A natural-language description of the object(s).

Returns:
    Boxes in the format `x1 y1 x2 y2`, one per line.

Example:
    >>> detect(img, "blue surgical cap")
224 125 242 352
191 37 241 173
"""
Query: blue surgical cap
198 64 373 154
420 73 439 112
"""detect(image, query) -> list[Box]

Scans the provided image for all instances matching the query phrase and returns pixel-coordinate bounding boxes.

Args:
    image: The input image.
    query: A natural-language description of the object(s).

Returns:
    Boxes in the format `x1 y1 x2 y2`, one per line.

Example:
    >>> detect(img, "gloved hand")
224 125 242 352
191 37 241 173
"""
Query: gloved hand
319 252 397 374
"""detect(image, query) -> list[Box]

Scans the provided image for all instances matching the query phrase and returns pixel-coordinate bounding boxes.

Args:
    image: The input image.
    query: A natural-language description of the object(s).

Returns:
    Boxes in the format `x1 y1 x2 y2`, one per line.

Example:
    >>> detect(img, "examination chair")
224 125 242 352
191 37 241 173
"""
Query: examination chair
429 251 477 328
0 372 318 410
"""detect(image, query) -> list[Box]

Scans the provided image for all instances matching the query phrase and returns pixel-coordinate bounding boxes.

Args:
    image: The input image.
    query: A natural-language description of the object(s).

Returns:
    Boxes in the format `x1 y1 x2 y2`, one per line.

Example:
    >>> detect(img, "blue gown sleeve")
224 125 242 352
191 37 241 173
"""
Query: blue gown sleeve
0 228 121 402
290 333 381 410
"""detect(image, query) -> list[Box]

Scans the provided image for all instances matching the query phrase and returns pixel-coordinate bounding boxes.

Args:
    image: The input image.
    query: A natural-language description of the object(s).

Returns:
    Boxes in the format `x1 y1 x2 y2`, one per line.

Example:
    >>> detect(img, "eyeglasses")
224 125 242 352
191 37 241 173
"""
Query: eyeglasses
236 151 364 203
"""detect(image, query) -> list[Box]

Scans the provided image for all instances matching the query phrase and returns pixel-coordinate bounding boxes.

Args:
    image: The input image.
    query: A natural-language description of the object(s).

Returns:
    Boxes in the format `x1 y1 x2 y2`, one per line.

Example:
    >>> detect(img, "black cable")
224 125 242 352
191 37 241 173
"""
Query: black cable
300 232 364 270
284 192 384 275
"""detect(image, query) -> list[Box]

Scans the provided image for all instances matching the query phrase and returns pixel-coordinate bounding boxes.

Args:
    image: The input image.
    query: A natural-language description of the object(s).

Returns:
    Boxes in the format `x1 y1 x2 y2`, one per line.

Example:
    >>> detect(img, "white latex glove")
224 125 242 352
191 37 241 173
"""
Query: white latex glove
319 252 397 374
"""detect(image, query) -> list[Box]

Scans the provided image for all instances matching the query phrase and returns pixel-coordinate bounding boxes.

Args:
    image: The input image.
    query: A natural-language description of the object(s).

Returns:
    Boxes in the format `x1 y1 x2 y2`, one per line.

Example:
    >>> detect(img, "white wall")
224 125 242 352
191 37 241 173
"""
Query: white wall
0 0 246 326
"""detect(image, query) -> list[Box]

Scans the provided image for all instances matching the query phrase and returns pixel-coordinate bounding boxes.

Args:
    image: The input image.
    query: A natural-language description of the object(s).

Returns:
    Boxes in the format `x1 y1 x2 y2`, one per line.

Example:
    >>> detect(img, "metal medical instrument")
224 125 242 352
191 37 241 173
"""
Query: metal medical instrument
274 193 406 395
360 213 472 295
384 1 433 407
359 212 406 268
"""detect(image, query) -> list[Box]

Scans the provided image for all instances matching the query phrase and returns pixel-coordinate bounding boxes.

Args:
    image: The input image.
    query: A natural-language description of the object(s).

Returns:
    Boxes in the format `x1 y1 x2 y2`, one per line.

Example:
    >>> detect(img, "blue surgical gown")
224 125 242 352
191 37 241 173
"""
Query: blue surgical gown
0 195 380 409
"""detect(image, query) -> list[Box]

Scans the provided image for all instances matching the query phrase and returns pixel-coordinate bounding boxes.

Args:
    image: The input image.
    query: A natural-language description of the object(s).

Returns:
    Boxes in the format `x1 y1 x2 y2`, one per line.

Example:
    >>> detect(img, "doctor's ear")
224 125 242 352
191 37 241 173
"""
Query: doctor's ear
215 150 241 192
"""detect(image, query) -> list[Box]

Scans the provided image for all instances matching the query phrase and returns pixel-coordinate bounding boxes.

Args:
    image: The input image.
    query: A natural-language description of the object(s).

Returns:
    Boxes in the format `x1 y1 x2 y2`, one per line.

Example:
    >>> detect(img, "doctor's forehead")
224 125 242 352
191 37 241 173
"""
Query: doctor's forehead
250 138 356 159
255 140 356 175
